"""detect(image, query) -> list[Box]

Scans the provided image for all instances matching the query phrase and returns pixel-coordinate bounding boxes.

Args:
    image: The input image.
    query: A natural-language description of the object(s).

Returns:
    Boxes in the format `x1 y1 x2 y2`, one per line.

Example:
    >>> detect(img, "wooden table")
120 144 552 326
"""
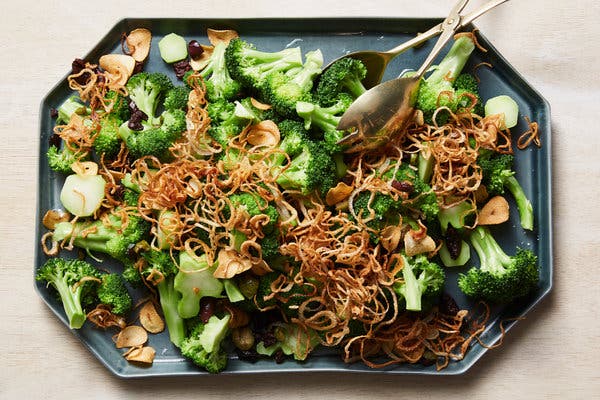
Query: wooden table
2 1 598 398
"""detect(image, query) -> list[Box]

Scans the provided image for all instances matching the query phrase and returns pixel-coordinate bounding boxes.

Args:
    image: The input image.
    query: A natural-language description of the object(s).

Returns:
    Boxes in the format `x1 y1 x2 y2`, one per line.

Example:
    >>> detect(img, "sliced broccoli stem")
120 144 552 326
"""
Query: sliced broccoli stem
157 276 186 347
504 175 534 230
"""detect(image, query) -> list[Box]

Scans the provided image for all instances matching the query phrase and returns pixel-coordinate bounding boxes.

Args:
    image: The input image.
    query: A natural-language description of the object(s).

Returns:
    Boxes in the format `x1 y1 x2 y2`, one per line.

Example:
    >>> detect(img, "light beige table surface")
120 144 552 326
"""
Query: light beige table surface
1 0 599 398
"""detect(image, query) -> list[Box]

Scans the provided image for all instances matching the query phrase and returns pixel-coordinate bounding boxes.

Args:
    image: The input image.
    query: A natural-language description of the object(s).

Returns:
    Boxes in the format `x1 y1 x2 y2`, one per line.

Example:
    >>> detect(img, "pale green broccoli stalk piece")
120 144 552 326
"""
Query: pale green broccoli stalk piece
174 251 223 319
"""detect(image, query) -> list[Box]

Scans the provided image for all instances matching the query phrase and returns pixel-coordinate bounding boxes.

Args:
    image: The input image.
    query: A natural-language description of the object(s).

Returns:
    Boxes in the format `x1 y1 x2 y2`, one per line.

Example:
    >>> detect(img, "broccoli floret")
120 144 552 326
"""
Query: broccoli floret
47 145 86 174
126 72 174 124
56 96 89 124
36 258 101 329
352 191 400 235
256 322 320 361
295 94 353 155
315 57 367 106
384 163 440 221
163 86 191 111
393 254 445 312
229 192 279 234
180 313 231 373
93 114 122 157
225 38 303 93
174 251 223 319
52 211 149 263
120 107 186 160
207 98 265 148
161 108 187 138
263 49 323 118
438 198 475 232
274 140 337 195
141 249 186 347
416 35 476 124
97 273 132 315
105 90 130 121
458 226 539 303
200 41 242 101
453 73 484 115
478 152 533 230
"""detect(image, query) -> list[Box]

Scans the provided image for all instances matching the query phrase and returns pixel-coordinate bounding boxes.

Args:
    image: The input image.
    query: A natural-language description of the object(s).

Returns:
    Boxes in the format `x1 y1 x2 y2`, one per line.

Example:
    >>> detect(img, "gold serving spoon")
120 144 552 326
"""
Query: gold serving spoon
334 0 509 152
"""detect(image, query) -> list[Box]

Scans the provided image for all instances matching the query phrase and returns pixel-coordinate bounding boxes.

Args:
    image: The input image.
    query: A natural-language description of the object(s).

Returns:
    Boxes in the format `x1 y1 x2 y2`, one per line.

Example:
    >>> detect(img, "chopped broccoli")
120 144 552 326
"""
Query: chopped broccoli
126 72 174 125
104 90 131 121
200 41 243 101
97 273 132 315
180 313 231 373
416 35 476 124
141 249 186 347
384 163 440 221
93 114 122 157
174 251 223 319
47 145 86 174
163 86 191 111
458 226 539 303
229 192 279 234
36 258 101 329
263 49 323 117
225 38 303 93
295 94 353 157
56 96 89 124
52 211 149 263
393 254 445 312
453 73 484 115
478 152 534 230
315 57 367 106
274 140 337 195
119 111 185 160
352 191 400 234
206 97 266 148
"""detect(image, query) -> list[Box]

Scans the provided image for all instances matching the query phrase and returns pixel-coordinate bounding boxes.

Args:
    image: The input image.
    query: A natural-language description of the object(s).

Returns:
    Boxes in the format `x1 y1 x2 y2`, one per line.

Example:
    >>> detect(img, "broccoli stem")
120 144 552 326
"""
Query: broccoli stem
469 226 512 275
157 276 186 347
504 175 534 230
400 255 422 311
426 36 475 84
52 278 86 329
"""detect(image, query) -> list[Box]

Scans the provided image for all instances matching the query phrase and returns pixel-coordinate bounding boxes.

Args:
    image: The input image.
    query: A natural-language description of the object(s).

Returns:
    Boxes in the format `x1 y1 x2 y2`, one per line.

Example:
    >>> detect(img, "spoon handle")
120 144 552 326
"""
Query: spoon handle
415 0 469 76
385 0 509 69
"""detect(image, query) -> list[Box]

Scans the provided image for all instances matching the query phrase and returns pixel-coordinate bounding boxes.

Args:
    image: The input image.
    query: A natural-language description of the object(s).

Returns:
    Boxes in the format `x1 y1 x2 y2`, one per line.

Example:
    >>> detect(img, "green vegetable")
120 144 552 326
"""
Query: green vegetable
174 251 223 319
97 273 133 315
263 49 323 117
458 226 539 303
141 250 186 347
315 57 367 106
52 211 148 262
59 173 106 217
158 33 188 63
485 95 519 129
180 314 231 373
225 38 303 92
393 254 445 312
416 35 476 124
200 41 242 102
36 258 101 329
479 152 533 230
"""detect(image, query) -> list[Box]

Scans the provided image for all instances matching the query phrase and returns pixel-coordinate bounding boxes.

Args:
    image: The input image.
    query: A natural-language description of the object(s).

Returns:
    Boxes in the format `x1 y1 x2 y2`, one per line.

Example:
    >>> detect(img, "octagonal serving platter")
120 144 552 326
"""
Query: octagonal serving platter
36 18 552 377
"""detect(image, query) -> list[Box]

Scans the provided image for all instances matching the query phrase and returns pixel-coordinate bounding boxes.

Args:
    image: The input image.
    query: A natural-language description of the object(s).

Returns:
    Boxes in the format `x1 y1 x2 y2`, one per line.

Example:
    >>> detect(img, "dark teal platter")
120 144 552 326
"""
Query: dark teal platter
36 18 552 377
